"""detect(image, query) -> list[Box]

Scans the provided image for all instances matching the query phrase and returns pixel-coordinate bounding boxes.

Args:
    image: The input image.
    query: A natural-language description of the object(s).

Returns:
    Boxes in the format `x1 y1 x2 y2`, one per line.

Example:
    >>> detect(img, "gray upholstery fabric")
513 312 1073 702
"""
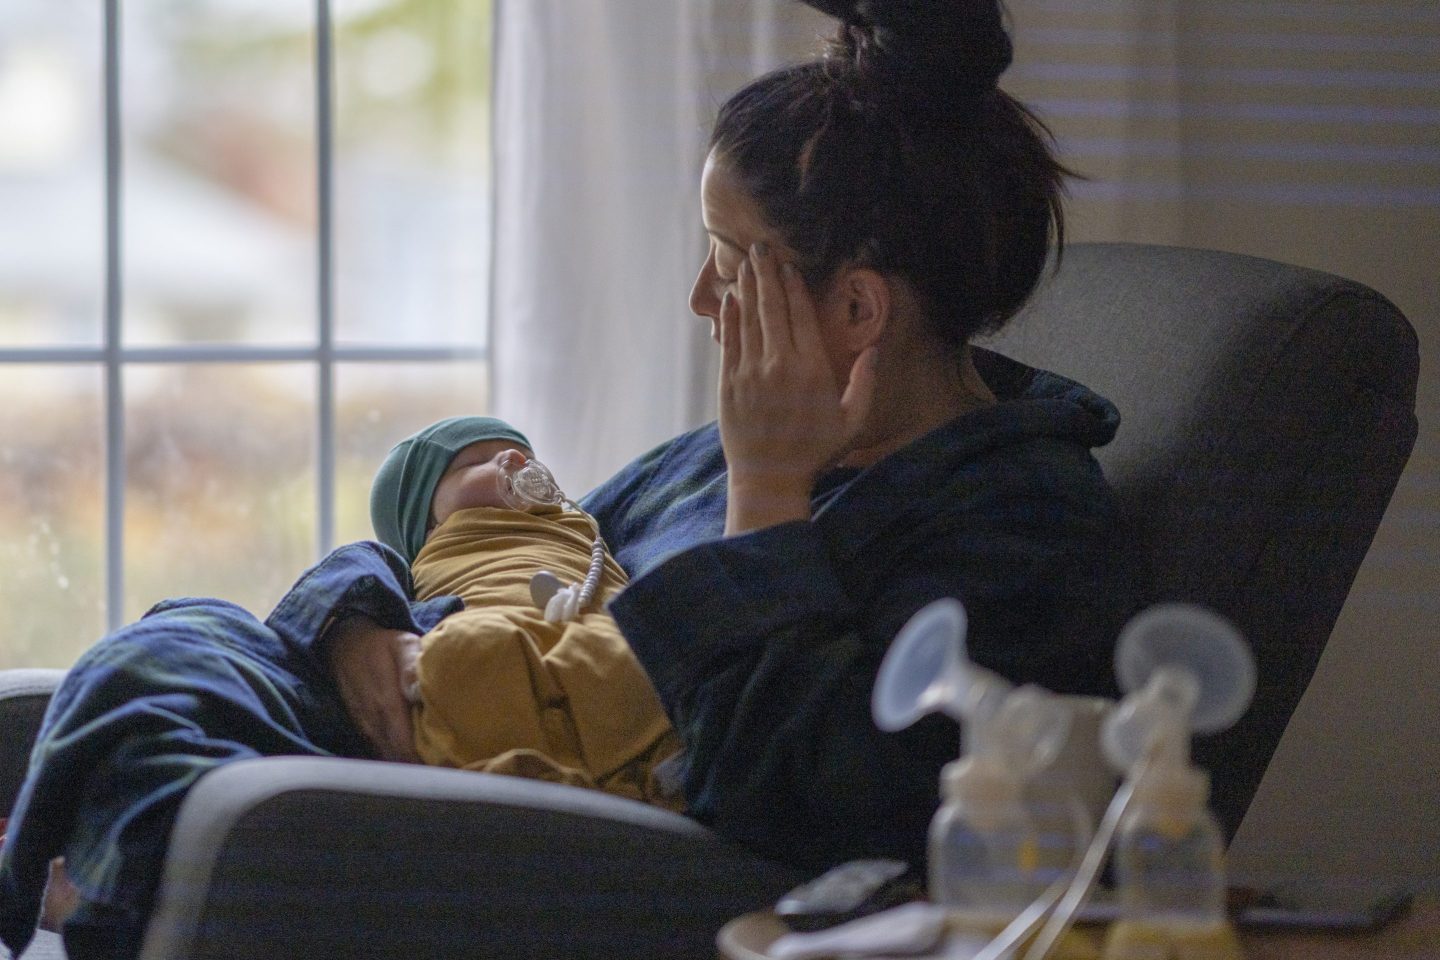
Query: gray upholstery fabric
141 758 803 960
1 672 67 960
0 671 63 816
983 241 1419 840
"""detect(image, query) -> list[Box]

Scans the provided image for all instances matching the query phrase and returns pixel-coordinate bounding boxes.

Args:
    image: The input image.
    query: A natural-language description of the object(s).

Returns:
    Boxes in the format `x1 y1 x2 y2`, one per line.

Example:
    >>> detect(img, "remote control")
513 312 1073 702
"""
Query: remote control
774 858 921 932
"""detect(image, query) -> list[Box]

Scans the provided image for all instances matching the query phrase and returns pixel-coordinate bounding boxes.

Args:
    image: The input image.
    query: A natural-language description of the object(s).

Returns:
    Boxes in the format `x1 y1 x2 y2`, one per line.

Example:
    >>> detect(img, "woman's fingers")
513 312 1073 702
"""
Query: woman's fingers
737 254 762 361
376 690 422 764
719 290 740 379
779 260 820 353
375 632 422 762
397 634 422 704
729 244 816 367
749 243 793 356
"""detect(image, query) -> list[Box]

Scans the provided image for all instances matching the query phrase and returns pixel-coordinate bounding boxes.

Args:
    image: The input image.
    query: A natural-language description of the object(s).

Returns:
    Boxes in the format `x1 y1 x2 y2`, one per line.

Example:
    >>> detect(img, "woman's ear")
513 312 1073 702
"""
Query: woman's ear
837 267 890 351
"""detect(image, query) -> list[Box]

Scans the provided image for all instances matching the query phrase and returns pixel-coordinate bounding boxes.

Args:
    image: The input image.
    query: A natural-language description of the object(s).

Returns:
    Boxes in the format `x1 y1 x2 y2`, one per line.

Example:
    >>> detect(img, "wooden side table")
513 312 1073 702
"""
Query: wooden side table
717 898 1440 960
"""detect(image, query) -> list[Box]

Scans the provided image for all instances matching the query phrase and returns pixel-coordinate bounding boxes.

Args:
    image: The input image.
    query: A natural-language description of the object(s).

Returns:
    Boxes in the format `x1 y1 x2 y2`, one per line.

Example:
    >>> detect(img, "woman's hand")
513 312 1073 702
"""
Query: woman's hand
2 820 80 932
40 858 79 932
322 614 423 763
718 243 876 534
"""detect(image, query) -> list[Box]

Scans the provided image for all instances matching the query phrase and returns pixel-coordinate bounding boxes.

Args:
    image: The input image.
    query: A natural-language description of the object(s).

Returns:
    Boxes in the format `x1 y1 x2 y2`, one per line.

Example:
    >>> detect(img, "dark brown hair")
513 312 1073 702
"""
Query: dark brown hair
710 0 1069 345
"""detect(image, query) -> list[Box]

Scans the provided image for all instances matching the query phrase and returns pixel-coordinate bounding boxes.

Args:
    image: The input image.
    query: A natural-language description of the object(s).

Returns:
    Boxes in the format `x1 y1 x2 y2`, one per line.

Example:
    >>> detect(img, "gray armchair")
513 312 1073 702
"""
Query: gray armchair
980 242 1418 844
1 243 1418 959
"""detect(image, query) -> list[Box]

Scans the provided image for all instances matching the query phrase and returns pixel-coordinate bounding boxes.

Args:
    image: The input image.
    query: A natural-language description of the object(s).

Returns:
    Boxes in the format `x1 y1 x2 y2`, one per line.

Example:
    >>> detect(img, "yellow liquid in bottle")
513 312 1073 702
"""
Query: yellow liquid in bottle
1102 918 1243 960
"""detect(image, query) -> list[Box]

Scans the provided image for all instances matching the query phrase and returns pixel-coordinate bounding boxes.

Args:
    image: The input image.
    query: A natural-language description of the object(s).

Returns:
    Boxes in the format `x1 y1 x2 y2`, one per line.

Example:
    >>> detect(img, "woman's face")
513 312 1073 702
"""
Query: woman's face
428 440 535 531
689 152 857 385
689 151 797 343
685 153 852 371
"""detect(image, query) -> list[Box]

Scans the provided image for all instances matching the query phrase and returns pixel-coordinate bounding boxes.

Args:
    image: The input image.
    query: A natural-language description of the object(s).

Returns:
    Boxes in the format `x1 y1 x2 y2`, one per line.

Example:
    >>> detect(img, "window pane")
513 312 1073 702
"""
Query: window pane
122 1 316 347
0 366 105 668
335 360 489 544
125 364 315 621
333 0 492 347
0 2 103 347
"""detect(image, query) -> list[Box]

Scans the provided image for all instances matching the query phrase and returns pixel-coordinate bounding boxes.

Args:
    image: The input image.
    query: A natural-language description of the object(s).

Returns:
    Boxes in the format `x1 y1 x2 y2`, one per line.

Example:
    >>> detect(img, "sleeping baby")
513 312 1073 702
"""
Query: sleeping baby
368 416 682 810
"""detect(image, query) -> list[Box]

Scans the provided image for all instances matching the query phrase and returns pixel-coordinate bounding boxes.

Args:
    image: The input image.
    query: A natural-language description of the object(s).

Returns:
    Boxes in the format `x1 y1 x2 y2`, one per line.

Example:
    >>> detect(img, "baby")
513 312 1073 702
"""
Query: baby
369 416 682 810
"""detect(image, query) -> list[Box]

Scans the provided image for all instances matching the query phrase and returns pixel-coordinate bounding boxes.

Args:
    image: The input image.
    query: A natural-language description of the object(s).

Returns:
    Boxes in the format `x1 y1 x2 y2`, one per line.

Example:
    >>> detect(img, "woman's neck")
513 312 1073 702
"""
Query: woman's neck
838 344 995 470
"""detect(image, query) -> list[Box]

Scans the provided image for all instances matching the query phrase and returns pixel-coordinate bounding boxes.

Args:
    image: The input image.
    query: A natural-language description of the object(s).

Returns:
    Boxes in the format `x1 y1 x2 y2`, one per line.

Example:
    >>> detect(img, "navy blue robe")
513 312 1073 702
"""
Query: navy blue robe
585 350 1131 872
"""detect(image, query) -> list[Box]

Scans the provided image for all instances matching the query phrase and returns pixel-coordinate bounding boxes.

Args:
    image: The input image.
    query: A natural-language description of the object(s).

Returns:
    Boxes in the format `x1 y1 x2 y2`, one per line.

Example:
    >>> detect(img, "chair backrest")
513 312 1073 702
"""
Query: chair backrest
980 242 1419 840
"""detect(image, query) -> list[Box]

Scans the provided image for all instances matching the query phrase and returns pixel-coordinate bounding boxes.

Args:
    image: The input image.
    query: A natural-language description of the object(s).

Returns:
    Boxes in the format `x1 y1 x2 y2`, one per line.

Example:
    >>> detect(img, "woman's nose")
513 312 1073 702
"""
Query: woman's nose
689 264 720 320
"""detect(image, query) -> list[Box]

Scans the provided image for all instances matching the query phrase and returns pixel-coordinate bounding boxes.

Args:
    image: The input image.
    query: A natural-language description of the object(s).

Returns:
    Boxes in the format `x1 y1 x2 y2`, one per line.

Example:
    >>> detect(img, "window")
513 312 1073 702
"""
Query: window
0 0 494 668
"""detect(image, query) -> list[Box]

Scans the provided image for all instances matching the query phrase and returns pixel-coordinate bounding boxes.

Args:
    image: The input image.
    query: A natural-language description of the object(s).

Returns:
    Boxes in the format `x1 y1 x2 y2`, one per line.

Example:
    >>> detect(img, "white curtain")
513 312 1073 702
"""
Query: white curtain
490 0 829 494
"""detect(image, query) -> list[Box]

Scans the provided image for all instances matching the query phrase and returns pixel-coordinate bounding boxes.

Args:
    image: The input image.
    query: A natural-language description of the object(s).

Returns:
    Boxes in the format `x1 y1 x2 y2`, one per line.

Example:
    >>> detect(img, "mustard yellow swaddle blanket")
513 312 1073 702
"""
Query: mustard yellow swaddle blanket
410 505 682 811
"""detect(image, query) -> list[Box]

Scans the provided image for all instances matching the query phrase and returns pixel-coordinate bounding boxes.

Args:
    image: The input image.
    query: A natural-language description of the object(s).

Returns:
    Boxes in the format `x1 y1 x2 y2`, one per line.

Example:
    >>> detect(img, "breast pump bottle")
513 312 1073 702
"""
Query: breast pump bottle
874 599 1091 948
1098 604 1254 960
926 684 1067 921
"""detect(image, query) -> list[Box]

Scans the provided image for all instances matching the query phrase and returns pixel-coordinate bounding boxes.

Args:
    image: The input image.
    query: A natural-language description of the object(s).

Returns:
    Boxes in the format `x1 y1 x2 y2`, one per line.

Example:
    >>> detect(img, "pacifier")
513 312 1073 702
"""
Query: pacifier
497 454 566 510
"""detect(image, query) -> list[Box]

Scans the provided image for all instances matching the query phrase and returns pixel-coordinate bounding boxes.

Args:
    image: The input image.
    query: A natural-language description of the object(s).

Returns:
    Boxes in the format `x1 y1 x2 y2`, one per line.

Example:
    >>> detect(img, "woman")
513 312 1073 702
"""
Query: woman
0 1 1130 956
334 0 1131 870
583 1 1130 869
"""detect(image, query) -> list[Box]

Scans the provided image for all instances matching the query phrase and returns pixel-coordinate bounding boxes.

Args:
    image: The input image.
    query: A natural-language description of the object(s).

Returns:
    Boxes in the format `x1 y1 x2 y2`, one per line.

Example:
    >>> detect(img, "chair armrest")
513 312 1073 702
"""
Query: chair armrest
143 757 806 960
0 669 64 815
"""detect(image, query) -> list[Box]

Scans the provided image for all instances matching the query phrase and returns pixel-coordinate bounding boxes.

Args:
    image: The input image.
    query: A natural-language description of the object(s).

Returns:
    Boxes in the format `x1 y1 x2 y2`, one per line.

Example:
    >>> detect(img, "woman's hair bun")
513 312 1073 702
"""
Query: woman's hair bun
801 0 1013 107
715 3 1067 346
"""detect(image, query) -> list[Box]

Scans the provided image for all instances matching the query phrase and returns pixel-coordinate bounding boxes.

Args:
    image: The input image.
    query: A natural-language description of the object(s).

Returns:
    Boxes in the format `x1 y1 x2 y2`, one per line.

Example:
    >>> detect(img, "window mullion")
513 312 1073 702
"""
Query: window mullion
315 0 336 558
103 0 124 632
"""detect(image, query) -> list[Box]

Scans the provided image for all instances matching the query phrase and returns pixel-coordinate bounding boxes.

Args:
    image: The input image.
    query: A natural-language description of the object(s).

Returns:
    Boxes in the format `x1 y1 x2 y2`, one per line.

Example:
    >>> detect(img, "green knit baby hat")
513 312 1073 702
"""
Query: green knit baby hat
369 415 532 564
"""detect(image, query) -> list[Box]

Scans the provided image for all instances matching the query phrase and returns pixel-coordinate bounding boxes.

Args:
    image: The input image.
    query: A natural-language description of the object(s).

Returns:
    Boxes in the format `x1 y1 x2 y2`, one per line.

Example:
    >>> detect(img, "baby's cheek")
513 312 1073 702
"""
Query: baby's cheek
458 470 507 510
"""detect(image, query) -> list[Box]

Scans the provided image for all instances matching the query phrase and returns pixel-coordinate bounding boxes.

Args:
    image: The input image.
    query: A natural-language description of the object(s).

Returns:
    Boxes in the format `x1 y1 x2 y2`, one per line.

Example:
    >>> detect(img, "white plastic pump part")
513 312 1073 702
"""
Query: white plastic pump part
872 597 975 731
873 598 1072 778
1101 603 1256 773
942 755 1023 807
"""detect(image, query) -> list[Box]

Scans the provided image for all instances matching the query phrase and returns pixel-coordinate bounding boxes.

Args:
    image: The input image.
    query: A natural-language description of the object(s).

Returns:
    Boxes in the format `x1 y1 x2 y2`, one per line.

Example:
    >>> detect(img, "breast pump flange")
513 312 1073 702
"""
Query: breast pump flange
1020 603 1256 960
1101 603 1256 774
872 598 1073 777
872 598 1078 922
1063 603 1256 960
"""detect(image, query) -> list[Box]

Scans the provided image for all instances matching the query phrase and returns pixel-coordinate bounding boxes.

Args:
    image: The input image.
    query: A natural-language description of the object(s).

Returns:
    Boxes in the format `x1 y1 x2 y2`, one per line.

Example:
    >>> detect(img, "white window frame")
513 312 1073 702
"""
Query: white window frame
0 0 489 631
